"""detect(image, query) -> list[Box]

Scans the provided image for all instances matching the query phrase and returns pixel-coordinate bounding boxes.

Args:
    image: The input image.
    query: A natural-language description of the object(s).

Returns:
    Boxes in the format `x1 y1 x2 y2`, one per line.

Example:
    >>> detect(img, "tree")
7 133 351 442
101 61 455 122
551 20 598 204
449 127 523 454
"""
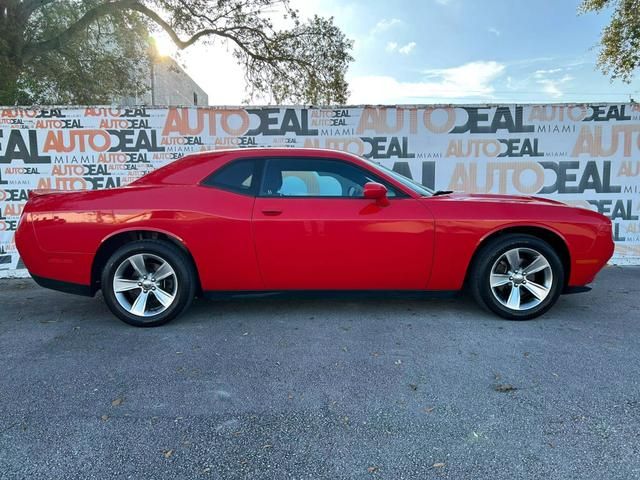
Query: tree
0 0 353 105
580 0 640 83
0 0 150 104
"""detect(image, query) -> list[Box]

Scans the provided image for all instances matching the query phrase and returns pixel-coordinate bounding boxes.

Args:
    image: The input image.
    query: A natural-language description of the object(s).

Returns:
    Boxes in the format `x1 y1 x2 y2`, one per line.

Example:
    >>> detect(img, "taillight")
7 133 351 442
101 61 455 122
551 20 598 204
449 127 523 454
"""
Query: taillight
16 209 26 230
598 218 612 233
17 198 32 230
597 218 613 241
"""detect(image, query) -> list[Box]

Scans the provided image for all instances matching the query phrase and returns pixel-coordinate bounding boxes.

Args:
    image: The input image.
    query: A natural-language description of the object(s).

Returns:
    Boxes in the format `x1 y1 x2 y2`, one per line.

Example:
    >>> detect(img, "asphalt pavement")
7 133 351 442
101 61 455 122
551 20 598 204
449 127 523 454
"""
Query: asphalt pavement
0 266 639 479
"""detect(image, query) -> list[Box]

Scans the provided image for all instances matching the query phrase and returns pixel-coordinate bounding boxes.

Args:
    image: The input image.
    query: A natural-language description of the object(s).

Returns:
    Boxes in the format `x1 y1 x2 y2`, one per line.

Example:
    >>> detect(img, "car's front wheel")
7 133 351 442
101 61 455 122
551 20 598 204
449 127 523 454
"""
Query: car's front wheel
470 234 565 320
101 240 196 327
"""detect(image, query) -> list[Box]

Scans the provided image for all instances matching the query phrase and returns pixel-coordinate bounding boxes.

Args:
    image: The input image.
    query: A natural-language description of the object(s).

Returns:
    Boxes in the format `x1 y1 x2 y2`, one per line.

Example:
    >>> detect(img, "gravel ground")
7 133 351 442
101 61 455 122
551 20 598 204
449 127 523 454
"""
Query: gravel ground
0 266 639 480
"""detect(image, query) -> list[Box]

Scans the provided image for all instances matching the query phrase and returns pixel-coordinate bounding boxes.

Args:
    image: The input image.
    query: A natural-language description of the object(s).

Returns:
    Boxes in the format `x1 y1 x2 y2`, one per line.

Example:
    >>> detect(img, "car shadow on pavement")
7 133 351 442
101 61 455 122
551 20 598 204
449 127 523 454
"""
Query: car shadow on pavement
0 276 597 329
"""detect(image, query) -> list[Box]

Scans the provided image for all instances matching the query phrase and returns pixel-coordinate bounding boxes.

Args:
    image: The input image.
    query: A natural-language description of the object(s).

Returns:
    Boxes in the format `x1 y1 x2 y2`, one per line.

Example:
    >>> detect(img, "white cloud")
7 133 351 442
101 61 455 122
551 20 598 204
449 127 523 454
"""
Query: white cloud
385 41 417 55
349 60 506 103
488 27 500 36
423 60 506 94
371 18 402 35
506 76 514 89
532 66 574 98
398 42 417 55
536 74 574 98
534 68 563 77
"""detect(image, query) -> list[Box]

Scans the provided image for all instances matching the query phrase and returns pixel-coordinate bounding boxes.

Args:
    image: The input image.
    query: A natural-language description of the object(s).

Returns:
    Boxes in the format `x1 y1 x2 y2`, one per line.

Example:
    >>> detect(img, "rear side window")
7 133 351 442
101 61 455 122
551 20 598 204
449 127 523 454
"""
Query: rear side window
202 159 256 195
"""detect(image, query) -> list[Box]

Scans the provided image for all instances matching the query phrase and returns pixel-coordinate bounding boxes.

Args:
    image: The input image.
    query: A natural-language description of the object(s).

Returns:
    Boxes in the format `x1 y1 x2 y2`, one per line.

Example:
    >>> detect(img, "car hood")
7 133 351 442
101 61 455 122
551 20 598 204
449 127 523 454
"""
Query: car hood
428 192 568 207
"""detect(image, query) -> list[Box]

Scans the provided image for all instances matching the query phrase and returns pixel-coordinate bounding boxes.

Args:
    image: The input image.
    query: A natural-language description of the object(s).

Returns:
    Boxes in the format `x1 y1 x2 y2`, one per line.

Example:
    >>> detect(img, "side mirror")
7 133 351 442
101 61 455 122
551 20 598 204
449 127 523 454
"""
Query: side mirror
363 182 389 206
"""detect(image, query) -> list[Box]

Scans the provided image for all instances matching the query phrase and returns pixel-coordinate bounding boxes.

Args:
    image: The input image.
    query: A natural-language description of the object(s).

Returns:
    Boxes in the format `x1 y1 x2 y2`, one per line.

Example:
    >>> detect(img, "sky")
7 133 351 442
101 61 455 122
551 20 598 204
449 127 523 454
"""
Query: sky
153 0 640 105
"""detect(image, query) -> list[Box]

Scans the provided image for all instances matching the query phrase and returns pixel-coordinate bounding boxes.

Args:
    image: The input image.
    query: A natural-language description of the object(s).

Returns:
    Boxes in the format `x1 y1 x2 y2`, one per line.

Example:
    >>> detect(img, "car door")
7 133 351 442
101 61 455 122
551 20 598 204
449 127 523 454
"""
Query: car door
252 157 435 290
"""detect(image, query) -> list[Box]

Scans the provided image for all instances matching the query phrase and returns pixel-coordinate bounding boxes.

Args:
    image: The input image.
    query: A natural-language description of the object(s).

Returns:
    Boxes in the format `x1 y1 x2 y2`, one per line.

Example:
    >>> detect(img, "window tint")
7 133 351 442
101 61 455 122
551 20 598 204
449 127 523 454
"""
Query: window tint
202 159 256 194
260 158 399 198
364 159 434 196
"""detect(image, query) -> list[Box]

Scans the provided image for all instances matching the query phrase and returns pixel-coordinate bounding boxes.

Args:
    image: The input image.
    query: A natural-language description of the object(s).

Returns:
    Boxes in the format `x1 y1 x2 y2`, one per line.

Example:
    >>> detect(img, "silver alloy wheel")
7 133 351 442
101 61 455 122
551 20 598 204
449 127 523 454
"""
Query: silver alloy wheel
489 247 553 311
113 253 178 318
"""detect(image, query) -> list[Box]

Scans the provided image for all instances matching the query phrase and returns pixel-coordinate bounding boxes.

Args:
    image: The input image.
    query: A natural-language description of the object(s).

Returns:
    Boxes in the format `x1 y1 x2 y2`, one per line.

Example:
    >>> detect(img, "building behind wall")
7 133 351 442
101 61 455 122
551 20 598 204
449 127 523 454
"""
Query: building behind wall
150 56 209 106
120 54 209 107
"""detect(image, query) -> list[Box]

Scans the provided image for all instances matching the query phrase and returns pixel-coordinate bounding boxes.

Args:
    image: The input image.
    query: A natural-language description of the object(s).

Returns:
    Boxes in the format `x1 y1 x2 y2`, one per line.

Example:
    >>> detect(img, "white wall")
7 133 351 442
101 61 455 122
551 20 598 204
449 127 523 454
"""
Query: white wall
1 104 638 277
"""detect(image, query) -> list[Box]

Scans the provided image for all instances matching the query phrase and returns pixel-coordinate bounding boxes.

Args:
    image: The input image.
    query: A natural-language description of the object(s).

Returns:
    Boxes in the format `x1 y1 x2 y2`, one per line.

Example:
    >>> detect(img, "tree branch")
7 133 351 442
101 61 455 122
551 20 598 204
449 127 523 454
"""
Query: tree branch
127 2 313 68
21 0 308 69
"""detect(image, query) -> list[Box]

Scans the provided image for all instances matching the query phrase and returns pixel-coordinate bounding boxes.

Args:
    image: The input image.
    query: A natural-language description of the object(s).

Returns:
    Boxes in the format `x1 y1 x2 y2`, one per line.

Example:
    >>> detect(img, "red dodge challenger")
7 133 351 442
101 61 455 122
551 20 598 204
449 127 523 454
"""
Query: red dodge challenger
15 148 614 327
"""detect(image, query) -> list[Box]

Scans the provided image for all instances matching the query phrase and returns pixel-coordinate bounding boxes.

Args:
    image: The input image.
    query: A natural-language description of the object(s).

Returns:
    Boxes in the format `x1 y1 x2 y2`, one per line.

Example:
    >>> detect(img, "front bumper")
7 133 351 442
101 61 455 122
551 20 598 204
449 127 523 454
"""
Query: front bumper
568 227 615 287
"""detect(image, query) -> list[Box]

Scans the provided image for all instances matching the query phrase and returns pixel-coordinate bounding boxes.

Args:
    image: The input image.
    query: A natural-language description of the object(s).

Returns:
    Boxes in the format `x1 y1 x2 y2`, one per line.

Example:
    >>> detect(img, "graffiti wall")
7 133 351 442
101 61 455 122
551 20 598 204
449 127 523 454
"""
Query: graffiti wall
1 104 639 275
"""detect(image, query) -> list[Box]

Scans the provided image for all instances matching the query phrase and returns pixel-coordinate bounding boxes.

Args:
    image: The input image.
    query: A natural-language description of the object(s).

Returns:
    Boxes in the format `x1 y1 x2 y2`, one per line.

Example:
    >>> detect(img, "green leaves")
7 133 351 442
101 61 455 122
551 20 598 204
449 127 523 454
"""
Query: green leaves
2 0 150 104
238 14 354 104
580 0 640 83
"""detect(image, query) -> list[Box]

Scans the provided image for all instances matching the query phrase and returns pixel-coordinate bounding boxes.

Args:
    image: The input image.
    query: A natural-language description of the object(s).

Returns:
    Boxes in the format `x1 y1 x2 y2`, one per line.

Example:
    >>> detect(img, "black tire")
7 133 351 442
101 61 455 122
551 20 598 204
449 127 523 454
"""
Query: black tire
469 234 565 320
101 240 196 327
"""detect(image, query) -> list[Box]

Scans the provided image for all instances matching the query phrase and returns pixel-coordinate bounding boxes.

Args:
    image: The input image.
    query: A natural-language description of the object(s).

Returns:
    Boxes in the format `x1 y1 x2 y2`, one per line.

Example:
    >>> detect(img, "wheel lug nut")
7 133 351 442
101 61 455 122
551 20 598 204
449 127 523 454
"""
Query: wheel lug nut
152 286 156 290
137 282 142 286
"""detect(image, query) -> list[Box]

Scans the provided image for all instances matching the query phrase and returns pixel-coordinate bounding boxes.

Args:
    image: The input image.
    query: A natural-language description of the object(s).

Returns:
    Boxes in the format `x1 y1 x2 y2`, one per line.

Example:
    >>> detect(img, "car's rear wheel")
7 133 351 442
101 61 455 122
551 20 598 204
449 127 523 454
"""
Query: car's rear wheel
470 234 565 320
101 240 196 327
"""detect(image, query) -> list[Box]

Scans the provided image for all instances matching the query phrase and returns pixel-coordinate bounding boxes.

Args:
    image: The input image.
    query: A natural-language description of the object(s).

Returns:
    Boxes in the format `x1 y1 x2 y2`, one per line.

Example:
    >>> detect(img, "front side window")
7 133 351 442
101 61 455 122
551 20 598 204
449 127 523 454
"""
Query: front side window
364 159 434 196
260 158 399 198
202 159 256 195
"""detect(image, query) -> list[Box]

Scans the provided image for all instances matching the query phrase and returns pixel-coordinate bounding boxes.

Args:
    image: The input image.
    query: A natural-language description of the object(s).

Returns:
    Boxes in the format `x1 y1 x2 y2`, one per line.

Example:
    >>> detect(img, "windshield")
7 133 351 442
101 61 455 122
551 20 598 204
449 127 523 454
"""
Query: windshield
364 159 434 196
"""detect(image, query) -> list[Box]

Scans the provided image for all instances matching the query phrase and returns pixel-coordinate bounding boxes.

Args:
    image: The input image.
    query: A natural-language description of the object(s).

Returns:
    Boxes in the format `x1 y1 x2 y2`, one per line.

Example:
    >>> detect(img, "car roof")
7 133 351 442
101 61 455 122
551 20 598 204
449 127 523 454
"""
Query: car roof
172 147 361 160
132 148 369 186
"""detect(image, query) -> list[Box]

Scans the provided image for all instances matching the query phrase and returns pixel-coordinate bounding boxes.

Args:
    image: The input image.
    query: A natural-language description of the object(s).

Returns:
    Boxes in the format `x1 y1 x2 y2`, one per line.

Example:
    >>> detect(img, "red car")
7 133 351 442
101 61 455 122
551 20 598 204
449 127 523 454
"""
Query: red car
15 148 614 327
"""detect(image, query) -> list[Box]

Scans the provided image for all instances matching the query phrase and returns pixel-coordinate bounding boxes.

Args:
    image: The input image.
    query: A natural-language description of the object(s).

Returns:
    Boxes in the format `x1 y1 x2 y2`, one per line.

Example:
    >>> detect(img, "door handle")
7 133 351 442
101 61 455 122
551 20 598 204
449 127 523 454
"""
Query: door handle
261 209 282 216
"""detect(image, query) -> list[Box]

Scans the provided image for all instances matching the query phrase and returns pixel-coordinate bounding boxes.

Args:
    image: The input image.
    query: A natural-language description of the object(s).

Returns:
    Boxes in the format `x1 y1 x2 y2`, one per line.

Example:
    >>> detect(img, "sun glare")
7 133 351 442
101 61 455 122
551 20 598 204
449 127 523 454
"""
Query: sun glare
151 32 177 57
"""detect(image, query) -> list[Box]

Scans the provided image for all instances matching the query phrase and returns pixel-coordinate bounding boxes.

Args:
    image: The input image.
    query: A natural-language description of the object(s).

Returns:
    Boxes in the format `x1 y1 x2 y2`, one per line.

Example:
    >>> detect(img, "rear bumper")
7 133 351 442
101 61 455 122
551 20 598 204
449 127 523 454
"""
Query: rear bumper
31 274 94 297
16 213 94 286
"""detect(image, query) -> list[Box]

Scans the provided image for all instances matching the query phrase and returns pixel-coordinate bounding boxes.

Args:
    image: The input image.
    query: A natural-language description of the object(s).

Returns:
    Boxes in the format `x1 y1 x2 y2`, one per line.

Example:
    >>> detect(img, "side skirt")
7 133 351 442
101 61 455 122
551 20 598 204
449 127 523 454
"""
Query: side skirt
203 290 459 301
